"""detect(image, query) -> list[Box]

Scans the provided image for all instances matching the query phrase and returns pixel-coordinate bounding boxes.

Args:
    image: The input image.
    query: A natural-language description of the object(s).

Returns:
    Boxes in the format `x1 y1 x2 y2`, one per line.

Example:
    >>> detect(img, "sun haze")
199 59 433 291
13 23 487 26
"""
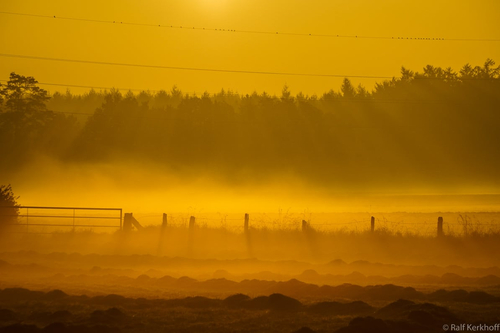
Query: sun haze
1 0 500 212
2 2 500 333
1 0 499 95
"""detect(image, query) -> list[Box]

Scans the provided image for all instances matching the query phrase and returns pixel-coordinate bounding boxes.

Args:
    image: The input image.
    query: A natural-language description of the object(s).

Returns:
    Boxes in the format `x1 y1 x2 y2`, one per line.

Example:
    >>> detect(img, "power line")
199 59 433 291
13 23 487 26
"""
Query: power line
0 79 155 93
0 53 393 79
2 53 498 82
1 10 499 42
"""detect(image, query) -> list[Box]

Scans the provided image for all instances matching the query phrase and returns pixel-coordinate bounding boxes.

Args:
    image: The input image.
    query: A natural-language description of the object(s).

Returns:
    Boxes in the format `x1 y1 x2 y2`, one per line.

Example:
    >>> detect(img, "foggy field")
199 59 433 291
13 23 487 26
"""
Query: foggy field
1 286 500 333
2 237 500 332
2 215 500 265
2 221 500 332
3 194 500 332
2 0 500 330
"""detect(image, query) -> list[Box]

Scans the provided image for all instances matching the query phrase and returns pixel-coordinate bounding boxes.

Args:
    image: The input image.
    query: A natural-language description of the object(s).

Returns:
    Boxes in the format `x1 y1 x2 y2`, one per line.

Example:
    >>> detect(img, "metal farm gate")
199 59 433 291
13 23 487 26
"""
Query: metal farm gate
1 206 122 233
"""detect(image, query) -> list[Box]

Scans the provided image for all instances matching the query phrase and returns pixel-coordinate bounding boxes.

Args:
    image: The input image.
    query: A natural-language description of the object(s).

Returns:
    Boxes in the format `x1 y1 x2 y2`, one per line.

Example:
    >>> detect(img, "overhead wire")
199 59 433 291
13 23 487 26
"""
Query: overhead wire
0 53 393 79
2 53 498 82
1 10 499 42
0 79 162 93
0 11 497 95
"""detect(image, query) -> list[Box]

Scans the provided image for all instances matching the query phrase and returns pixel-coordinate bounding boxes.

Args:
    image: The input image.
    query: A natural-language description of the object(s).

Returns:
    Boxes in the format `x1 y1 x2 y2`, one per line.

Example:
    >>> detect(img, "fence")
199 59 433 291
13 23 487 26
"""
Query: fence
2 207 498 236
130 212 500 237
1 206 123 233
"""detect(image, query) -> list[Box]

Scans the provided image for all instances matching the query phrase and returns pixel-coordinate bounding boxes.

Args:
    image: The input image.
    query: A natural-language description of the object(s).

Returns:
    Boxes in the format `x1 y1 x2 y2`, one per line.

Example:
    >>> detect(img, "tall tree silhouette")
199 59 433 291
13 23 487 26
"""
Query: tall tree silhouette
0 73 50 113
0 73 77 171
340 78 356 98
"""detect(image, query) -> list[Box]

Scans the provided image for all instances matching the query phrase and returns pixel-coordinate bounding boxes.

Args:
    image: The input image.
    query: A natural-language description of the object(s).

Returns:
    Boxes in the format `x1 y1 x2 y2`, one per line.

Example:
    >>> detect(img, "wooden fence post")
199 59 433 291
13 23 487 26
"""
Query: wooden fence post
123 213 133 232
437 216 444 237
302 220 308 232
129 213 144 231
244 213 252 256
371 216 375 233
244 213 249 233
189 216 195 229
158 213 168 256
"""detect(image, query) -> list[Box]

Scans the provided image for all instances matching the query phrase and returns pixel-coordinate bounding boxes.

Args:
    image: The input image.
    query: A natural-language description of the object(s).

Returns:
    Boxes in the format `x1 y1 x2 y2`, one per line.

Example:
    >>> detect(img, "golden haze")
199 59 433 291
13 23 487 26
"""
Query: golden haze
0 0 499 95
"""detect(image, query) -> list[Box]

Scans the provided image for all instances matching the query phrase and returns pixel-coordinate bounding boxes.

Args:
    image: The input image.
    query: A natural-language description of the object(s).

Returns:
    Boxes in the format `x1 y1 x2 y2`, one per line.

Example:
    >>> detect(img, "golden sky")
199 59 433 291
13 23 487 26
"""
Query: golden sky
1 0 499 95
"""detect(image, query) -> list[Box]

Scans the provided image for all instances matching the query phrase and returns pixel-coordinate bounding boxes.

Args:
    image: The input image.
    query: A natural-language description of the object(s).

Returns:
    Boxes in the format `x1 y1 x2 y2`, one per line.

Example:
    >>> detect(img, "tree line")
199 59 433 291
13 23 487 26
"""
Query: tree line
1 60 499 189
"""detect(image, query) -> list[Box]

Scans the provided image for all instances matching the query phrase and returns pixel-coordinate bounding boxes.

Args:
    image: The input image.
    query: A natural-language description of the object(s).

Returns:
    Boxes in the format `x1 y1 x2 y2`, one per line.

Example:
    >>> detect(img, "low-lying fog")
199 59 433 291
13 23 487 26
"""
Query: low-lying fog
5 158 500 222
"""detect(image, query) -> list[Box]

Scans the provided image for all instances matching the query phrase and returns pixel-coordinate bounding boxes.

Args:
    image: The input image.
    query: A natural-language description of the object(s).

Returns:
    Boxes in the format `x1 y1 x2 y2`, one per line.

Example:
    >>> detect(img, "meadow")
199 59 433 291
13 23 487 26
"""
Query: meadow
1 214 500 332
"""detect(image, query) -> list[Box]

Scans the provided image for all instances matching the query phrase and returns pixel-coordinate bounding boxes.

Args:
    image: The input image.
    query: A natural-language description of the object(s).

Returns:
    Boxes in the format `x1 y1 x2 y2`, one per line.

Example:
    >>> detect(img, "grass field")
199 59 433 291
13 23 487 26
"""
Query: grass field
1 219 500 332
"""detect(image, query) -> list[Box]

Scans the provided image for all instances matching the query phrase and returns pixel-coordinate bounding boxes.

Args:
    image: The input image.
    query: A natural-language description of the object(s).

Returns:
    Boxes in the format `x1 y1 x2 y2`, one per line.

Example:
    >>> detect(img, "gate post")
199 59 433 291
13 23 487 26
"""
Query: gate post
123 213 133 232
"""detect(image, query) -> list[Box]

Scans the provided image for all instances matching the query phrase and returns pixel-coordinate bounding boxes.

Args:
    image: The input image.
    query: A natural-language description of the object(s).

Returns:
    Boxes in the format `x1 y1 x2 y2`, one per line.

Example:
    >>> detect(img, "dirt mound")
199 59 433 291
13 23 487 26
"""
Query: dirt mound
90 294 128 306
42 323 122 333
467 291 499 303
90 307 127 325
308 300 374 315
268 279 320 297
364 284 423 300
48 311 72 322
376 299 458 325
223 293 251 307
0 260 11 268
43 290 68 301
336 316 393 333
243 293 303 311
0 323 41 332
335 315 441 333
29 311 72 323
292 327 316 333
429 289 500 303
199 278 239 291
317 283 424 301
178 296 221 308
0 288 44 302
0 309 17 322
42 322 67 333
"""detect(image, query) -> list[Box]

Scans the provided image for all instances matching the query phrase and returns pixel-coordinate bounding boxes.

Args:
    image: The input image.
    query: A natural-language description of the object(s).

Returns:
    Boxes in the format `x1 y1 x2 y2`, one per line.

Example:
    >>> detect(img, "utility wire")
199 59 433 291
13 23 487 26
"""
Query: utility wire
1 10 499 42
0 79 205 95
0 53 392 79
0 79 160 93
2 53 498 81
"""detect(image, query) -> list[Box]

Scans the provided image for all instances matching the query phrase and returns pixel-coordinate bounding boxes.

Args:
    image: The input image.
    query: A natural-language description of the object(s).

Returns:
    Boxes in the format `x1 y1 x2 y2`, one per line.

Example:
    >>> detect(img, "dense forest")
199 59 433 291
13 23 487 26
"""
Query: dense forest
1 60 499 190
